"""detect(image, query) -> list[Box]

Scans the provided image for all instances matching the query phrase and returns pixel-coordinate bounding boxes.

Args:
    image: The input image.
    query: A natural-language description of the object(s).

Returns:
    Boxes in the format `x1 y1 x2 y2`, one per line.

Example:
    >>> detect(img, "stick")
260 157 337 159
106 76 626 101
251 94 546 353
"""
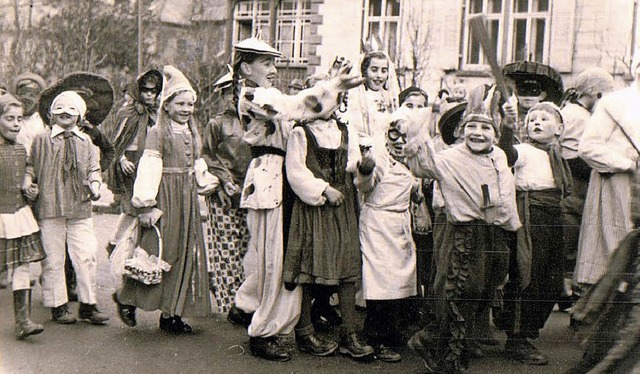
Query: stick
469 15 510 100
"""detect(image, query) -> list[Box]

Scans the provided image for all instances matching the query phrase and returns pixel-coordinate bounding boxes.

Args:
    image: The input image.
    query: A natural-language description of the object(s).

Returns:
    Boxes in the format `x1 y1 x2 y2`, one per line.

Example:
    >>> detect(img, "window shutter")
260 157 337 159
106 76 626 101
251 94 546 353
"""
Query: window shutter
549 0 576 73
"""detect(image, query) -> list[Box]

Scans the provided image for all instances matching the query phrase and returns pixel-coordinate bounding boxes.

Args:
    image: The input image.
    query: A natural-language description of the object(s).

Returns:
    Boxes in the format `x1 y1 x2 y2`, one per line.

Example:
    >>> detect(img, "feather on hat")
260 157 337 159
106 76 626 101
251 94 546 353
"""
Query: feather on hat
461 84 502 135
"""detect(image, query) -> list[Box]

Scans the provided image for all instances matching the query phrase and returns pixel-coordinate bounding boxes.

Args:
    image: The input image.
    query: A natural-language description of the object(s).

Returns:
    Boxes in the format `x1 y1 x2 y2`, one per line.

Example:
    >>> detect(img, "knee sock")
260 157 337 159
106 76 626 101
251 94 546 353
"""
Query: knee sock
338 282 357 334
296 285 314 331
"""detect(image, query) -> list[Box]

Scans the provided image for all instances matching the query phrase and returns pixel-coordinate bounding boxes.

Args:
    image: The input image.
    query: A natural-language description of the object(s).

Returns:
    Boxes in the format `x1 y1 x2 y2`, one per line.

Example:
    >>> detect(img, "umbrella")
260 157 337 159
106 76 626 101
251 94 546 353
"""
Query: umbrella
438 101 467 145
39 72 114 126
502 61 564 105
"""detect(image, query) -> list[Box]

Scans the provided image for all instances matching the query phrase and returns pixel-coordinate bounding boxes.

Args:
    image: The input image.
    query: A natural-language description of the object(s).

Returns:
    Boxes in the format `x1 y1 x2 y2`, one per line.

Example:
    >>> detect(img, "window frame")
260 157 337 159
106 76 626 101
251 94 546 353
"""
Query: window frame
362 0 403 62
232 0 312 67
461 0 552 69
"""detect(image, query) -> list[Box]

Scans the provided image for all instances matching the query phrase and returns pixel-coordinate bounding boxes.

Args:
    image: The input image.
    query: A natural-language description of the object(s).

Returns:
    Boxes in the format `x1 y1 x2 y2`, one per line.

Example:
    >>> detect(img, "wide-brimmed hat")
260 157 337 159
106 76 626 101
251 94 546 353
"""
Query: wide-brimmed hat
39 72 114 126
503 61 564 104
438 101 467 145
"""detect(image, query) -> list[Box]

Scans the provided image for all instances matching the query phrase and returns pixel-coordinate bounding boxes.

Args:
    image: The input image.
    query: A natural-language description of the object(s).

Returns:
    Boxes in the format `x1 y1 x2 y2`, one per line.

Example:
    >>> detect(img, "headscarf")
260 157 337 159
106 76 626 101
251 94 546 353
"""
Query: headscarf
50 91 87 119
109 69 162 195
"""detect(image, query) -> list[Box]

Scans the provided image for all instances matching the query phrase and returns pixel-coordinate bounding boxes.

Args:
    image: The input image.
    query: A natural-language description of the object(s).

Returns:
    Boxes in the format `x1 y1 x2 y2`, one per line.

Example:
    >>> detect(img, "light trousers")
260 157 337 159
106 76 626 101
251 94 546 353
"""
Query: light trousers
235 207 302 337
39 217 98 307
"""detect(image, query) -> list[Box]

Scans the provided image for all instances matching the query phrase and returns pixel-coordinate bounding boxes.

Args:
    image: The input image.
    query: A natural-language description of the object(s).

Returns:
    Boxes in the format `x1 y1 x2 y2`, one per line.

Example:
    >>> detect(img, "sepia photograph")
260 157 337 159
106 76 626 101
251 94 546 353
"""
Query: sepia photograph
1 0 639 373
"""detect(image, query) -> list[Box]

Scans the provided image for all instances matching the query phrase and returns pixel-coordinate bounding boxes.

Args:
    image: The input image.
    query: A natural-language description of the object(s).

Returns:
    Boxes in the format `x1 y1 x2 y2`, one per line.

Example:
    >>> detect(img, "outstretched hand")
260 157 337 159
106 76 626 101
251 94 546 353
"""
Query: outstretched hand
334 60 365 91
502 95 518 129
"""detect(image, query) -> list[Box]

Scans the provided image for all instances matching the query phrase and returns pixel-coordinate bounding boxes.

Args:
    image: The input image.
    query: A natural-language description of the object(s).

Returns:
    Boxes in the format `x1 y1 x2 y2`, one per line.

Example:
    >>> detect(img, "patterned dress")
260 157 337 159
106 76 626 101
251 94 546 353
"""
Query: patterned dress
201 109 251 313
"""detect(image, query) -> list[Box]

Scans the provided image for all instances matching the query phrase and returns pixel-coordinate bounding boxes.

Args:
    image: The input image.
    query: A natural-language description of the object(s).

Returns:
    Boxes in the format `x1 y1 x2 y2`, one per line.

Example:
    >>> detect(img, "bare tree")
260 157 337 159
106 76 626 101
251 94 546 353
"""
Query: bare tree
403 10 432 88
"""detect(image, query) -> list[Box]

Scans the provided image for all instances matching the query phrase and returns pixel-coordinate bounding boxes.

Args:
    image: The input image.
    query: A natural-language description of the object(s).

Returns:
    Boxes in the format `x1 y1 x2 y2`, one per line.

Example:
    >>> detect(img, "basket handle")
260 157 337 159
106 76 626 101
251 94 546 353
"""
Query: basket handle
150 224 163 263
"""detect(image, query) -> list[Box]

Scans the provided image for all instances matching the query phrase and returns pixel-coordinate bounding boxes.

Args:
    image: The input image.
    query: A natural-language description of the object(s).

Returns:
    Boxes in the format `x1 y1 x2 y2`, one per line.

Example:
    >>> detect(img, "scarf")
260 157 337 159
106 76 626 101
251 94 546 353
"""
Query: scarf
530 140 573 197
62 131 86 201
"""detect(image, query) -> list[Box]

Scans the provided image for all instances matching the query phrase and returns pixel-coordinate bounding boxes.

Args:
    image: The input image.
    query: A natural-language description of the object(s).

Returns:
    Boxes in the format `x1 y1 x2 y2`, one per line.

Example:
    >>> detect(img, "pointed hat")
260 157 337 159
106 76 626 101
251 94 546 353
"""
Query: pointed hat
161 65 196 102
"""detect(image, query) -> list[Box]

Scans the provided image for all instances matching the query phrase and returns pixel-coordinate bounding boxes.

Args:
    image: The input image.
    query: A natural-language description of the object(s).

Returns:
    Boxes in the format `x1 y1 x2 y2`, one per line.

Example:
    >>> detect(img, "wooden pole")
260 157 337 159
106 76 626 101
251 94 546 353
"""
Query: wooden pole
137 0 143 76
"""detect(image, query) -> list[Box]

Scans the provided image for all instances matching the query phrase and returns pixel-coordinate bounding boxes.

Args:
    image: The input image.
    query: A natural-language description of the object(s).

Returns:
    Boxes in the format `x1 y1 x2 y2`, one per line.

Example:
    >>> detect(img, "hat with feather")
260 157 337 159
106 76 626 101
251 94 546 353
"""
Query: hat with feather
460 84 502 136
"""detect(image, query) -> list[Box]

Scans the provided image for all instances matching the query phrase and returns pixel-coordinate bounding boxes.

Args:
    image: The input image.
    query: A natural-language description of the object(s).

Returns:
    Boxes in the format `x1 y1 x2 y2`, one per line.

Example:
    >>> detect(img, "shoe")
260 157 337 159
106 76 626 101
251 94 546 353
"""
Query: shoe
249 336 292 362
227 305 253 327
505 339 549 365
51 304 77 324
78 303 109 325
339 332 374 359
159 316 193 334
296 331 338 356
112 293 136 327
374 344 401 362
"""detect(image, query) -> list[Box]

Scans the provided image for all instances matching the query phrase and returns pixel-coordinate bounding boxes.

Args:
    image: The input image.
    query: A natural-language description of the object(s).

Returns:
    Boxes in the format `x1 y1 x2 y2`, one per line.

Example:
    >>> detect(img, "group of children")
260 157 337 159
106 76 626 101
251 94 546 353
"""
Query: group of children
3 35 639 374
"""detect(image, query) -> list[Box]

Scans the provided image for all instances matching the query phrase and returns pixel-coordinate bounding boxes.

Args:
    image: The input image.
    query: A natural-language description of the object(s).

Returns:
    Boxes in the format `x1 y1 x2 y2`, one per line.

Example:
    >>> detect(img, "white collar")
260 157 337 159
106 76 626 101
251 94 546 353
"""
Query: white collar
50 124 83 139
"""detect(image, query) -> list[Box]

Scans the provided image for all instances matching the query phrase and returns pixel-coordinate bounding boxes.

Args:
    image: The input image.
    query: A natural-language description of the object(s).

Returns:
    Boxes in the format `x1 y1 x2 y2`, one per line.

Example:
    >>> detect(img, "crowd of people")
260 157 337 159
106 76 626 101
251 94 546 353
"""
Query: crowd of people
2 35 640 374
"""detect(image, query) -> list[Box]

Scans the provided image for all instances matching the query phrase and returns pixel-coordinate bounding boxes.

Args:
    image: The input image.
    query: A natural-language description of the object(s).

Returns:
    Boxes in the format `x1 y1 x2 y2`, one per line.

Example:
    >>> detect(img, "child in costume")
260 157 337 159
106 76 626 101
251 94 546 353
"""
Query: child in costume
283 73 375 360
502 61 564 142
114 65 216 333
108 69 162 255
228 37 363 362
345 49 399 160
497 101 572 365
26 91 108 325
405 85 520 373
359 106 427 362
201 70 252 314
558 68 615 309
573 54 640 293
0 93 46 339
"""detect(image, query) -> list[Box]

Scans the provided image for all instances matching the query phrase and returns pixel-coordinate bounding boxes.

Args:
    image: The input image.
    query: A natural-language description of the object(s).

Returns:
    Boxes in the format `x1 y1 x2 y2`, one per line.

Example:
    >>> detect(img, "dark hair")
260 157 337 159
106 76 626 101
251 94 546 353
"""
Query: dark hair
138 70 163 93
360 51 389 79
232 51 262 117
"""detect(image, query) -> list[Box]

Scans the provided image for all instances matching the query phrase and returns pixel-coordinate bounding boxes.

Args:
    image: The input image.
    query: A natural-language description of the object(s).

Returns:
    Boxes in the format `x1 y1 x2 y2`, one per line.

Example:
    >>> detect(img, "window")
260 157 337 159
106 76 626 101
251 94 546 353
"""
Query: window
363 0 401 61
509 0 550 63
462 0 551 67
233 0 312 65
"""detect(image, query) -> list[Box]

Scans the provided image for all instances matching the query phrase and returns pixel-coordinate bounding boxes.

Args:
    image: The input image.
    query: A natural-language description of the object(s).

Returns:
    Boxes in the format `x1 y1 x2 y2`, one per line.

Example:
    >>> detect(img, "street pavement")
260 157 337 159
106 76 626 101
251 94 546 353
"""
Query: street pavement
0 212 584 373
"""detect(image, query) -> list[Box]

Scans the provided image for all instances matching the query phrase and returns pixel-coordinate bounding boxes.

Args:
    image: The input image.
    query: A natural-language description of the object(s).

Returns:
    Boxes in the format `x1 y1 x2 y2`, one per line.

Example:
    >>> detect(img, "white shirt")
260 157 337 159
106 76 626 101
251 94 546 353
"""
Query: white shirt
513 143 556 191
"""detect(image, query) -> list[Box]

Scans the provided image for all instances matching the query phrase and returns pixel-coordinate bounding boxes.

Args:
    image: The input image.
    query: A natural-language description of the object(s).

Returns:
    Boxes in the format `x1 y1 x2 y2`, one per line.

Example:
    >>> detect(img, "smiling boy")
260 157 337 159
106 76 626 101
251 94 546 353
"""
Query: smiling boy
404 85 520 373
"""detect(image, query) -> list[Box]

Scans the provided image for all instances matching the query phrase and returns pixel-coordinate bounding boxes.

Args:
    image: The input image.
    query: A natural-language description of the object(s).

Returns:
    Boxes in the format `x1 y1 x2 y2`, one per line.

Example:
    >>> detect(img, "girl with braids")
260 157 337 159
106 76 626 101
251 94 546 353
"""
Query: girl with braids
227 37 363 362
113 65 217 334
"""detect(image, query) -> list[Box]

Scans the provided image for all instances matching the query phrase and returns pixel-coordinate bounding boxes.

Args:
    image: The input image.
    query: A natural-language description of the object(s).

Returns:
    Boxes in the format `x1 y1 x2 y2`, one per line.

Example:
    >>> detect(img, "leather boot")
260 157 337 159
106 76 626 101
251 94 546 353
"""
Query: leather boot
51 303 76 324
14 289 44 339
78 303 109 325
295 325 338 356
339 331 374 360
249 336 292 362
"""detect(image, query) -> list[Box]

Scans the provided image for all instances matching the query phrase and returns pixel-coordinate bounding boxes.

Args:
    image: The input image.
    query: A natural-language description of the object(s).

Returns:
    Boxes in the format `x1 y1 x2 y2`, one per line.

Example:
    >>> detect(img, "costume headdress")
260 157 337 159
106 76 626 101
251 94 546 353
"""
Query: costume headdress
347 36 400 138
461 84 501 135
